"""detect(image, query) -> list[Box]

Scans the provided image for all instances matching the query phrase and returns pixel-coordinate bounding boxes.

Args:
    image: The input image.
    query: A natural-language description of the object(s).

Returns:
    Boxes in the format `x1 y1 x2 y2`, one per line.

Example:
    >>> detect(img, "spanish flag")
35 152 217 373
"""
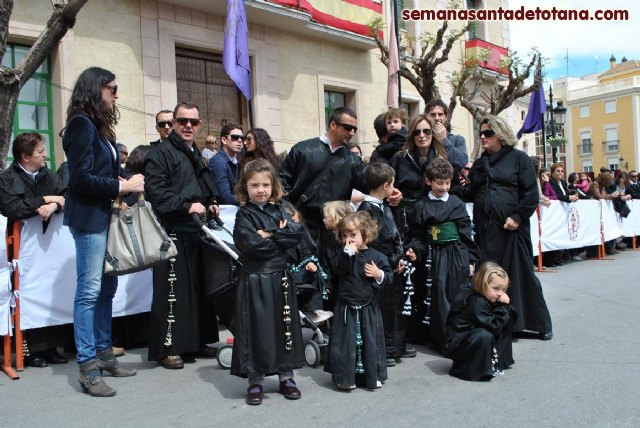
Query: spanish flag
269 0 383 37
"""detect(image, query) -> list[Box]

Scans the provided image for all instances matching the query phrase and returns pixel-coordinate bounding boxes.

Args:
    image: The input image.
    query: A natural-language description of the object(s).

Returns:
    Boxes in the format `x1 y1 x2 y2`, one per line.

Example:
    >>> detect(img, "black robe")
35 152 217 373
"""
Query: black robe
324 247 391 388
144 133 220 360
358 200 406 357
443 292 515 381
231 202 305 377
468 146 552 334
407 195 480 353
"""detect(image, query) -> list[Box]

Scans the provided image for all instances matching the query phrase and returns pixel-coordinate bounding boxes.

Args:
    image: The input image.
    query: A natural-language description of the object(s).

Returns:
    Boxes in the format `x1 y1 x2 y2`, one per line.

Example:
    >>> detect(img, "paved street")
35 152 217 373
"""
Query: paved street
3 250 640 428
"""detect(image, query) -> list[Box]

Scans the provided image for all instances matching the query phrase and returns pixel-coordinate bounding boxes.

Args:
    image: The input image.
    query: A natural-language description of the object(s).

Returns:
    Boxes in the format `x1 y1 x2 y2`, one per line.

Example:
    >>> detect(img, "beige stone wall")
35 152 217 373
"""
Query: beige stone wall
9 0 145 163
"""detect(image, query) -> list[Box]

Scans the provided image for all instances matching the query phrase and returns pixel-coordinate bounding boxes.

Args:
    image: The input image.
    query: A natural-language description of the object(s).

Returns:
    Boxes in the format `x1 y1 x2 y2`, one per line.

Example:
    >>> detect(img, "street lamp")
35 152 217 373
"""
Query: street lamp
542 85 567 165
619 156 628 170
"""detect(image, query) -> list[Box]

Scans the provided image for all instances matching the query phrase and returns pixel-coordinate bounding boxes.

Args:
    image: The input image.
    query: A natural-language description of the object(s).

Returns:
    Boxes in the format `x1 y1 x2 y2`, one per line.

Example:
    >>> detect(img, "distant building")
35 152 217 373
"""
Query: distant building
565 55 640 173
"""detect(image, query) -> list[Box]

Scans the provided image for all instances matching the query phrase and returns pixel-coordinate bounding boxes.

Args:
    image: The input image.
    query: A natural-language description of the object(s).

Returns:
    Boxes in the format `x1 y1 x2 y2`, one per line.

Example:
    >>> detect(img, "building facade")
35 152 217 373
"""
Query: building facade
7 0 514 168
565 57 640 174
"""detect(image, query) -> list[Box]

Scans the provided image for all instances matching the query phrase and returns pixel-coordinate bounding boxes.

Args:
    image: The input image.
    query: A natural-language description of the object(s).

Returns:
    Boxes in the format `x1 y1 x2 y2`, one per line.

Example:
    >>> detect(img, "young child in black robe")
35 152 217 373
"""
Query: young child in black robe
357 163 409 367
320 200 352 307
406 157 480 354
443 262 516 381
324 211 392 390
231 159 305 405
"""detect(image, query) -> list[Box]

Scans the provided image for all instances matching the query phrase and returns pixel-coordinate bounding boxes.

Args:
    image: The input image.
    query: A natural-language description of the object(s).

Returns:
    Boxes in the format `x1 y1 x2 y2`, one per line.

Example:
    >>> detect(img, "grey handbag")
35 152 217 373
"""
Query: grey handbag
104 194 177 275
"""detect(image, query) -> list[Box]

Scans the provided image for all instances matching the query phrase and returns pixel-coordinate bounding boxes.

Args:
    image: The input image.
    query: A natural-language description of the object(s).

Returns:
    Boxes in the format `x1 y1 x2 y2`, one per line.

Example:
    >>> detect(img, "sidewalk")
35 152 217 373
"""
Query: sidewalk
3 250 640 427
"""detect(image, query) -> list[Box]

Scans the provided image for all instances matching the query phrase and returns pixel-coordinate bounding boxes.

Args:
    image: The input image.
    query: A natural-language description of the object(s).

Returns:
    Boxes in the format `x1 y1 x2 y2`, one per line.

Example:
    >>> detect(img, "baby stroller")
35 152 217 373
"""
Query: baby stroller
193 215 330 369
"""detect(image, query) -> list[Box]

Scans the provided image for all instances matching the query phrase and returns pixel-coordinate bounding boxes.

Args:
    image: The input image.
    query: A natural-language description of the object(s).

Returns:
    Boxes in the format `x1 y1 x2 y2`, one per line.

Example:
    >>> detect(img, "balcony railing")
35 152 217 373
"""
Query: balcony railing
603 139 619 152
567 76 640 100
464 38 509 75
578 143 592 155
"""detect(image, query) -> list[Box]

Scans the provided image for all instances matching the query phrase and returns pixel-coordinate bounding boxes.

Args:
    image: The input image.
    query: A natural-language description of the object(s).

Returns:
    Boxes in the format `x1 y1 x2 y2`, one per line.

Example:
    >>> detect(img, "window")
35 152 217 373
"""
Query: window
4 43 55 169
605 128 618 152
579 131 591 155
608 157 619 171
324 91 347 129
579 105 589 118
604 100 616 113
582 161 593 173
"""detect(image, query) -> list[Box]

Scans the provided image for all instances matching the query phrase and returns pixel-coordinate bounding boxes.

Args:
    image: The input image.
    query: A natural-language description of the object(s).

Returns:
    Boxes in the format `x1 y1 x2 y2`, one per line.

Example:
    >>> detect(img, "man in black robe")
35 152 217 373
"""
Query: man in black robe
279 107 368 239
144 102 220 369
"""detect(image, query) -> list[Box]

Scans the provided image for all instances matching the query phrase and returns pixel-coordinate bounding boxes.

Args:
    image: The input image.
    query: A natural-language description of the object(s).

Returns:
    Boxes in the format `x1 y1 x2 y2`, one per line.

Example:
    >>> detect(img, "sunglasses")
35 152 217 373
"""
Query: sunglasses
103 84 117 95
175 118 201 126
335 122 358 133
479 129 496 138
413 128 433 137
156 121 173 128
228 134 245 142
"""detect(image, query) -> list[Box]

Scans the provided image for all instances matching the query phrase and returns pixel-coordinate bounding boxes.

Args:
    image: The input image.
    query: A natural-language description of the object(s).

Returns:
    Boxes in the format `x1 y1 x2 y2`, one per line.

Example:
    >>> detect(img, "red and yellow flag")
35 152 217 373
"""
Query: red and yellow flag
269 0 383 37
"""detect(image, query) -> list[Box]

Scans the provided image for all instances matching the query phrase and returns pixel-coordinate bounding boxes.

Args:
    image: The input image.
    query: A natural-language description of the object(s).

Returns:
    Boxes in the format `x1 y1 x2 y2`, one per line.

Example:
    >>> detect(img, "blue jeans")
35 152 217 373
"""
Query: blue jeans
70 227 118 364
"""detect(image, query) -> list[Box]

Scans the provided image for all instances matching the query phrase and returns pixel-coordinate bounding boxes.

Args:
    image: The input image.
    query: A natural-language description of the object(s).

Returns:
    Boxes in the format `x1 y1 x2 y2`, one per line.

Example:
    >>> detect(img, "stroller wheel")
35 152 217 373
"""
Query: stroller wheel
304 341 321 368
217 344 233 369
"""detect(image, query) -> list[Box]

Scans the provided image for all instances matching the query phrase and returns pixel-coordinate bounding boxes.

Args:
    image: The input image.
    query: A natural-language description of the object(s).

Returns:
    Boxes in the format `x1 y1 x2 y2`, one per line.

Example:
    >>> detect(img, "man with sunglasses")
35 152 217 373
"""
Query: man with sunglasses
150 110 174 146
425 99 468 168
144 102 221 370
279 107 368 240
627 170 640 199
208 123 244 205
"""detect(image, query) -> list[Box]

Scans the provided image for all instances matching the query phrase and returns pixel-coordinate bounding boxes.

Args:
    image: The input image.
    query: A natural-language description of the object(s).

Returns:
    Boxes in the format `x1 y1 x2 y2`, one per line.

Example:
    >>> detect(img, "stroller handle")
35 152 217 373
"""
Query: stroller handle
192 213 239 261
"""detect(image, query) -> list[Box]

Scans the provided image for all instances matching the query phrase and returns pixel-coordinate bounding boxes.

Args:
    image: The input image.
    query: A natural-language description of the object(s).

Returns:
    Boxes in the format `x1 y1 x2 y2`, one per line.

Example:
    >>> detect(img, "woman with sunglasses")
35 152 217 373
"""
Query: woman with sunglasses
238 127 280 173
467 115 553 341
390 114 451 239
63 67 145 396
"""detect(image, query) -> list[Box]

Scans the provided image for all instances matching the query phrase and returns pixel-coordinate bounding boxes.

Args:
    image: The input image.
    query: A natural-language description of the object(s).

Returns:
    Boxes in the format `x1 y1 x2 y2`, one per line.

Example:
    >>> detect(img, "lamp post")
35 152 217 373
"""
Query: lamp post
542 86 567 165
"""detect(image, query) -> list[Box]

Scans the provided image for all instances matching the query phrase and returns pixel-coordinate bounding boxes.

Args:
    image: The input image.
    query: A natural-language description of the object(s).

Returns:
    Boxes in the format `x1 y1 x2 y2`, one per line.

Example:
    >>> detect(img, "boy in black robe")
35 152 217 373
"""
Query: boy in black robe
406 158 480 354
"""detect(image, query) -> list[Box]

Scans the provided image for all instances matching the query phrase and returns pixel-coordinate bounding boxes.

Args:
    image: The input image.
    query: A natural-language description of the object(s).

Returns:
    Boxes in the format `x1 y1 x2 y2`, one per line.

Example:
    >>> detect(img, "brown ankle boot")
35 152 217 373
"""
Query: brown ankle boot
78 361 116 397
96 349 137 377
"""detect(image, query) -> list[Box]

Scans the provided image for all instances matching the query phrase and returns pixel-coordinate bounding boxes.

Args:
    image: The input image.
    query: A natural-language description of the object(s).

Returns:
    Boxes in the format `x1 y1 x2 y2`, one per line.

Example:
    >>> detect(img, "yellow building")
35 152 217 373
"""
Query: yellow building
6 0 512 168
566 56 640 174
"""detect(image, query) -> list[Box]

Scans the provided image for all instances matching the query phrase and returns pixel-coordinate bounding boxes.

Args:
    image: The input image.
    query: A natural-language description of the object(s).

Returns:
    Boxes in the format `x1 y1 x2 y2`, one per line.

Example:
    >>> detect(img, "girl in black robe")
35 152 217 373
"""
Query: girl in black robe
324 211 391 390
405 158 480 354
466 115 552 338
444 262 516 381
230 160 305 405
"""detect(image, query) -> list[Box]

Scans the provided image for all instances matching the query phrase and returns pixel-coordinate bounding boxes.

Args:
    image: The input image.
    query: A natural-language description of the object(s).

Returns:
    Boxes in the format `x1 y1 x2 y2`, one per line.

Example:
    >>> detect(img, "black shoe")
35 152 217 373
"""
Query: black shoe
400 346 417 358
42 348 68 364
197 345 217 359
385 358 397 367
539 331 553 341
24 353 48 368
279 379 301 400
246 385 263 405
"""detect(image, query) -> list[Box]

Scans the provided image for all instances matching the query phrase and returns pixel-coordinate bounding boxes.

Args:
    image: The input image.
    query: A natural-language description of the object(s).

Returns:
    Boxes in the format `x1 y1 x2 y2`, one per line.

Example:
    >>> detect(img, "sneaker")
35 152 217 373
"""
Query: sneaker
375 380 383 388
571 255 584 262
336 383 356 390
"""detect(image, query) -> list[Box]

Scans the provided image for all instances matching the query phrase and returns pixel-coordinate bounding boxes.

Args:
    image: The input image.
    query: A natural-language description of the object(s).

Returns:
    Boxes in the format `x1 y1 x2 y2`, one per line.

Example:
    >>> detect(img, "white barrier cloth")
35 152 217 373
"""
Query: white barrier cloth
0 215 10 336
18 215 152 330
539 200 602 251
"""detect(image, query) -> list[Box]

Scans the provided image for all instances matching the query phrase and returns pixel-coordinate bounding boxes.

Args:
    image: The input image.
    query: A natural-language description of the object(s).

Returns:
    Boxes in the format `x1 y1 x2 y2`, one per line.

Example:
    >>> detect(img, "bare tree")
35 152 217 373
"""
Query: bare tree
0 0 87 168
452 49 543 158
370 11 545 160
370 17 470 114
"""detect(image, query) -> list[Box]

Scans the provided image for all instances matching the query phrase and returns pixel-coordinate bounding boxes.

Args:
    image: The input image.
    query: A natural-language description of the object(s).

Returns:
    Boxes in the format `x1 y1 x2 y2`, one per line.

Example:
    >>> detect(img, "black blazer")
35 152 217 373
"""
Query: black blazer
63 114 120 233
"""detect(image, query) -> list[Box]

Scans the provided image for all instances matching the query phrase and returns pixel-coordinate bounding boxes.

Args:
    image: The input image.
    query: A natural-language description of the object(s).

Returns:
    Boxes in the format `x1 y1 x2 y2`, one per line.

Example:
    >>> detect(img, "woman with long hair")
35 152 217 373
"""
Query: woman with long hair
238 127 280 172
63 67 144 397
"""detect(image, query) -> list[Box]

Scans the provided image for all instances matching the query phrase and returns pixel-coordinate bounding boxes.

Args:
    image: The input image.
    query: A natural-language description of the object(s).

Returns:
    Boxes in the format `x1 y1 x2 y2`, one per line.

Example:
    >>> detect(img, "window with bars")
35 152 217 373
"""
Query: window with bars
2 43 55 169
